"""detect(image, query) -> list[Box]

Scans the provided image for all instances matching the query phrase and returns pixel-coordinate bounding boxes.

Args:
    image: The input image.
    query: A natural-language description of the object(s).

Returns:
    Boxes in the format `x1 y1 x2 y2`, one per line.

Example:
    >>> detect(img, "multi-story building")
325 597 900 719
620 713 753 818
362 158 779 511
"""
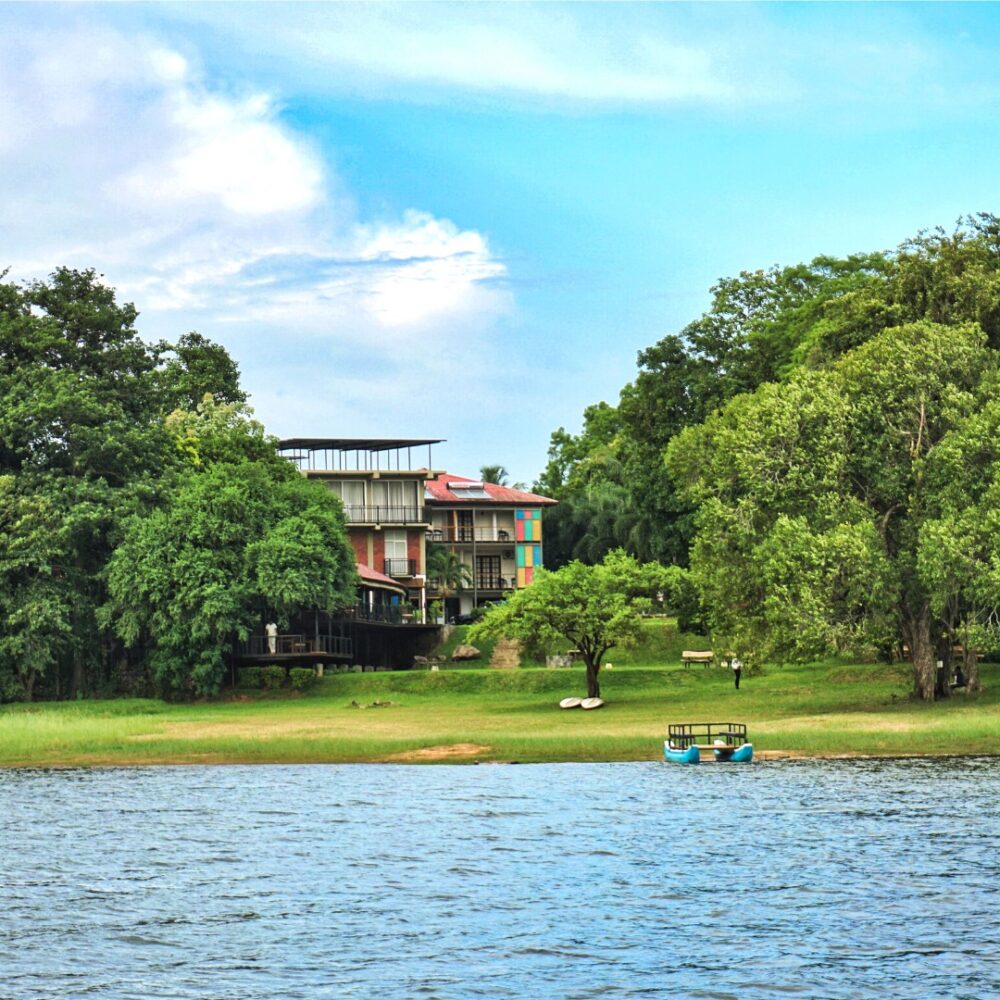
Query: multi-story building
279 437 441 619
235 441 557 669
424 473 557 619
236 438 443 670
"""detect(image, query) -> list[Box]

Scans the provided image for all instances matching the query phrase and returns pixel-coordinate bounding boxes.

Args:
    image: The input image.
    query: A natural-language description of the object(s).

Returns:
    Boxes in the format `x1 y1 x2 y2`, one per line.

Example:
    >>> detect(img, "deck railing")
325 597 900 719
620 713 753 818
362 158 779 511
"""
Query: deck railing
428 527 513 543
343 505 429 525
239 634 353 658
383 558 417 578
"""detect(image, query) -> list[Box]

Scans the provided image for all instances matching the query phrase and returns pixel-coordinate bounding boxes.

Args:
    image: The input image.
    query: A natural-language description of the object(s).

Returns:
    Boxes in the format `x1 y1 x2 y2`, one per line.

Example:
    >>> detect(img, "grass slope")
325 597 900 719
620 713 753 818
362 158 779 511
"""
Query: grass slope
2 658 998 767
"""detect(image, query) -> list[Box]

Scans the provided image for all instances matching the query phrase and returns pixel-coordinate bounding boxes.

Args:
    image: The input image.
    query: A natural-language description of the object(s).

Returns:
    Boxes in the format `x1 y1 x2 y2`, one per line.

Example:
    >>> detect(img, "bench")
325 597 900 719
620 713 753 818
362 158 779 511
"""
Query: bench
681 650 714 667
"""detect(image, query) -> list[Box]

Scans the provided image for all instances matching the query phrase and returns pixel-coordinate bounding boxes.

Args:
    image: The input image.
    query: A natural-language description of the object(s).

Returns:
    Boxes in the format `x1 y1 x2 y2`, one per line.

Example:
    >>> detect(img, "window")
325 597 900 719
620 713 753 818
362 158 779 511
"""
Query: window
327 480 366 516
373 480 418 510
384 530 410 576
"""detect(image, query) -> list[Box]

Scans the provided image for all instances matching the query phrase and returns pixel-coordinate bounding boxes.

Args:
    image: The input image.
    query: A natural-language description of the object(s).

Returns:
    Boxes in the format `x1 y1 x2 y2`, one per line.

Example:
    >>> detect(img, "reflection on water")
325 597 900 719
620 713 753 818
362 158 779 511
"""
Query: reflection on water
1 759 998 998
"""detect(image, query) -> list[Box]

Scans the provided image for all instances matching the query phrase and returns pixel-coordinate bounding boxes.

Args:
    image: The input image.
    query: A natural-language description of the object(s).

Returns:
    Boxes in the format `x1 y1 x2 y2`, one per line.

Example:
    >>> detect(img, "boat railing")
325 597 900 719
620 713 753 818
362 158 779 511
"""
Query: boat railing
667 722 748 749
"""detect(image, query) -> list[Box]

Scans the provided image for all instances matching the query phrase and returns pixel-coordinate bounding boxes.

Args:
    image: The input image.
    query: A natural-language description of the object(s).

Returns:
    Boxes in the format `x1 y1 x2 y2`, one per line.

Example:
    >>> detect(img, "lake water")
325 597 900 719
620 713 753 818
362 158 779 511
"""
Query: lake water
1 759 998 999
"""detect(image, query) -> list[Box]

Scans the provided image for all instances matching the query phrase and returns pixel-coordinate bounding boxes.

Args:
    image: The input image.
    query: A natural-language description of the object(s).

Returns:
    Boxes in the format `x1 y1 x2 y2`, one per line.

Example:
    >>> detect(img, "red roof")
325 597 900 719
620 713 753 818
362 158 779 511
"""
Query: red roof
357 563 408 590
424 472 557 506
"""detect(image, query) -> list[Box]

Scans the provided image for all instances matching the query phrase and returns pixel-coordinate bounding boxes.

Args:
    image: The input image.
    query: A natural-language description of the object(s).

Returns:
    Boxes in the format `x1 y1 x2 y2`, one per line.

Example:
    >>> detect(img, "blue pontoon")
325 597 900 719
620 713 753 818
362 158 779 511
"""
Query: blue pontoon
664 722 753 764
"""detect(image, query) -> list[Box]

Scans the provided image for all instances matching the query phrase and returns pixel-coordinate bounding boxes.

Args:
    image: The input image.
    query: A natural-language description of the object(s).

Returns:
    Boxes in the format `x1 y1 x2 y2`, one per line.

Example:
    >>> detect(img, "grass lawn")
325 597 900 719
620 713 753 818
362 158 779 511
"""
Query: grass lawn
2 656 998 767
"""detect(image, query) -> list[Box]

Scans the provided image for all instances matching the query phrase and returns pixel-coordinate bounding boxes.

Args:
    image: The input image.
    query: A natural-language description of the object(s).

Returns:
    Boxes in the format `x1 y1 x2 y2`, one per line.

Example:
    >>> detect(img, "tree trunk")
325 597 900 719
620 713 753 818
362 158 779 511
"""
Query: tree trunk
964 647 982 694
71 647 84 700
585 658 601 699
904 605 936 701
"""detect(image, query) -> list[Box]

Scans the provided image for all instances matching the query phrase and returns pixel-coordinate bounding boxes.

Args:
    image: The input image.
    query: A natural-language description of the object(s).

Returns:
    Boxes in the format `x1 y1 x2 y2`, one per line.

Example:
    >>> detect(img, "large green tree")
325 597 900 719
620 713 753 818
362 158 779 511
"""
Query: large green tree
668 321 991 700
104 454 357 698
469 550 666 698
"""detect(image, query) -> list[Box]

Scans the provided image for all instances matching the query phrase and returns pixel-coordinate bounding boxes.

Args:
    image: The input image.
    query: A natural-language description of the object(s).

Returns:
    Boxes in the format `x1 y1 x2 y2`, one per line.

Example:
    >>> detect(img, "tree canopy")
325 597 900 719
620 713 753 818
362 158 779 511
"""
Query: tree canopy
0 268 355 701
536 215 1000 699
469 550 668 698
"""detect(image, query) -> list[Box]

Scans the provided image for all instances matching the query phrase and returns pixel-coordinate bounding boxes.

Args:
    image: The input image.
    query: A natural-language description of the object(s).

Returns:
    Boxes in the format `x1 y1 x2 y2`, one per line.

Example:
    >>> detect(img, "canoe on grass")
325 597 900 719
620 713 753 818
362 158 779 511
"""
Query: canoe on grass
580 697 604 710
559 697 582 709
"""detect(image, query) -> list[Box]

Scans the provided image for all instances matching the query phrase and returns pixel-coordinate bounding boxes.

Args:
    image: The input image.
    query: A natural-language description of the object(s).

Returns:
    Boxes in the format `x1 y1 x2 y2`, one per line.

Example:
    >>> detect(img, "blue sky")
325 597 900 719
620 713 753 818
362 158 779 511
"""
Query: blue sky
3 3 1000 483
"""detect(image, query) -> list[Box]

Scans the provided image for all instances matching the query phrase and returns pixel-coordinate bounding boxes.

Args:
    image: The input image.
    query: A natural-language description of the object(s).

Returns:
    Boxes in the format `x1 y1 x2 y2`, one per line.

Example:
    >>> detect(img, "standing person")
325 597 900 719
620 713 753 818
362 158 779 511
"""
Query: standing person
265 621 278 655
731 656 742 690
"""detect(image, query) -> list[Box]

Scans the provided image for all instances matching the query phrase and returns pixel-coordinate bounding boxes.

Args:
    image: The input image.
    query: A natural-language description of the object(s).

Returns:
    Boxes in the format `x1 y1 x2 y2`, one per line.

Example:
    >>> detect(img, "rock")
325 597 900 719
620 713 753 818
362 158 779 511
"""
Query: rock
451 644 482 661
413 655 428 664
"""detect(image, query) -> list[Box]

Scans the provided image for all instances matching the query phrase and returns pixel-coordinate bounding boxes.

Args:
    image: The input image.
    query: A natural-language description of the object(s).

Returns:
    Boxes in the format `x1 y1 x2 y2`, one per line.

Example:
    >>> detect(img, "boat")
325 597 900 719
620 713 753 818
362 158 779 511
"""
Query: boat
663 741 700 764
663 722 753 764
580 697 604 710
559 697 582 709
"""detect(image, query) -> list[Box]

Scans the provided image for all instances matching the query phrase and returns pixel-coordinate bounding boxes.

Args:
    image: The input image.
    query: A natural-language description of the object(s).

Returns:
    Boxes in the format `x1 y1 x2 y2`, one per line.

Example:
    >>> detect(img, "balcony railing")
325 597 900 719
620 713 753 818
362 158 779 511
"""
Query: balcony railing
427 527 513 543
238 634 353 658
351 605 421 625
475 576 515 591
343 505 429 525
384 558 417 578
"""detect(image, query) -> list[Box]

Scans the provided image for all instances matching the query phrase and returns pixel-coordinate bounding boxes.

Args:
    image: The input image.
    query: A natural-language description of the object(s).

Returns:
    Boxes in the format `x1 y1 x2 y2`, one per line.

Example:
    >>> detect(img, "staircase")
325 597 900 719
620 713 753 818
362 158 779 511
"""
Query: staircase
490 638 521 670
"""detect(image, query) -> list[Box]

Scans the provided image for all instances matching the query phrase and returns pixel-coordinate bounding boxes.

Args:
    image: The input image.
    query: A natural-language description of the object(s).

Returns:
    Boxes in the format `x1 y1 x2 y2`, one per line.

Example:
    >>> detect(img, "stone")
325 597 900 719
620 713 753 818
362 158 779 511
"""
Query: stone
451 644 482 661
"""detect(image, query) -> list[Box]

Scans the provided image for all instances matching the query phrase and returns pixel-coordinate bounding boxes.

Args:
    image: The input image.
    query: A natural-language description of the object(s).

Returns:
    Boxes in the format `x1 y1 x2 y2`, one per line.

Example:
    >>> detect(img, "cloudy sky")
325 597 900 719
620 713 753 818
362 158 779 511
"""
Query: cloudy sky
4 3 1000 482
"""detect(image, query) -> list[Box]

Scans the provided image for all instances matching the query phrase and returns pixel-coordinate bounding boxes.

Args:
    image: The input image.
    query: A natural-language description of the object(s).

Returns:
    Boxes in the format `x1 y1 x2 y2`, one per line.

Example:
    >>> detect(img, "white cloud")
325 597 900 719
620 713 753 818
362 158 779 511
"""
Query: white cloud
0 22 509 358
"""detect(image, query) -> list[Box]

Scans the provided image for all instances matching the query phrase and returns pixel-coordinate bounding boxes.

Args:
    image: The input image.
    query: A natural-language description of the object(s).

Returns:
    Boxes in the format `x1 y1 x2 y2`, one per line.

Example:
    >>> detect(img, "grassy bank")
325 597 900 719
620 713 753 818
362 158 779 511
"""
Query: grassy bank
1 658 998 767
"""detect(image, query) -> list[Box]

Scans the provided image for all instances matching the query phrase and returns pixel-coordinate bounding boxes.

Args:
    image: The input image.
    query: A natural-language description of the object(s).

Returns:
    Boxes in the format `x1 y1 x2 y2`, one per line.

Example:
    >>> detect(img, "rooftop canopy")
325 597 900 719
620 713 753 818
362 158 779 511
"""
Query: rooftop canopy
278 438 444 453
278 438 444 473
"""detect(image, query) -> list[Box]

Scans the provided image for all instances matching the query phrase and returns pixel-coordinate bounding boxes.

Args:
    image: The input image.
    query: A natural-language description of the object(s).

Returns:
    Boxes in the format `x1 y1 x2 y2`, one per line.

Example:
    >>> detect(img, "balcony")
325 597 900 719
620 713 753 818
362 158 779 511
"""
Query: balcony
343 505 430 525
384 558 417 578
475 576 515 592
428 527 512 543
237 633 353 659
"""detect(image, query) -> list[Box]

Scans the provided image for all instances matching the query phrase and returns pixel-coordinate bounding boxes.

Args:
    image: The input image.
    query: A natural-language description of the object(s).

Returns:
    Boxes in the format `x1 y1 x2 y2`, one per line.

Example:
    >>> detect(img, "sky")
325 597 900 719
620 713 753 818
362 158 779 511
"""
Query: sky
4 3 1000 484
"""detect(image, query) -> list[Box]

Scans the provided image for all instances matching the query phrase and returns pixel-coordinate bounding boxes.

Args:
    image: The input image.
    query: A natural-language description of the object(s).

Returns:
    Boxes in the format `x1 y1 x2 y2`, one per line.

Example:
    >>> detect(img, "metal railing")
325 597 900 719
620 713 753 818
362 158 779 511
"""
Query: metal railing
342 505 429 524
475 576 514 591
428 527 513 543
351 605 421 625
239 634 353 657
383 558 417 578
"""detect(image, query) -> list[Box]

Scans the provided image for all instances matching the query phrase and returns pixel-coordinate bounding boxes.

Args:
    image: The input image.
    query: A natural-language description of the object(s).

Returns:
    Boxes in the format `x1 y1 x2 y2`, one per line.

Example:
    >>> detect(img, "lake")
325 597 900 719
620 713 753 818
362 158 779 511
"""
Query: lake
1 759 998 999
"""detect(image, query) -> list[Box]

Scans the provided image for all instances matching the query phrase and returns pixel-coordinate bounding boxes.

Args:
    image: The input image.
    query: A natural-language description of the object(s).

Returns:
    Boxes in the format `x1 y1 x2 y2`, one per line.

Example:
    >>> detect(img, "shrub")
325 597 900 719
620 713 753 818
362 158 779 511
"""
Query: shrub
239 666 264 688
289 667 316 690
262 665 286 690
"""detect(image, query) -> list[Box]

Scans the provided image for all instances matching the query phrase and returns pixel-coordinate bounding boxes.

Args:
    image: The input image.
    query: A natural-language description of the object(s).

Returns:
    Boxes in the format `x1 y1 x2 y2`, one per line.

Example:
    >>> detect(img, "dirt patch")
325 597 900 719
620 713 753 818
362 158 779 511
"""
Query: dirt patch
381 743 491 762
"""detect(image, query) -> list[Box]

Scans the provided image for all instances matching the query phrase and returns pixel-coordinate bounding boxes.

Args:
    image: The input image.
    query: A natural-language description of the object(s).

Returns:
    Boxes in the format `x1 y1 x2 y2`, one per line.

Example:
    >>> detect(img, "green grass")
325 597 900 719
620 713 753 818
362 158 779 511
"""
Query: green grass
2 657 998 766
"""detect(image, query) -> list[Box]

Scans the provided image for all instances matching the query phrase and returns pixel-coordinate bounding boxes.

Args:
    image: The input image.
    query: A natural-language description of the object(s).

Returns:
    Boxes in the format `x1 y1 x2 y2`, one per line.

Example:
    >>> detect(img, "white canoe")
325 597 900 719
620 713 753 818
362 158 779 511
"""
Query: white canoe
580 697 605 710
559 697 582 709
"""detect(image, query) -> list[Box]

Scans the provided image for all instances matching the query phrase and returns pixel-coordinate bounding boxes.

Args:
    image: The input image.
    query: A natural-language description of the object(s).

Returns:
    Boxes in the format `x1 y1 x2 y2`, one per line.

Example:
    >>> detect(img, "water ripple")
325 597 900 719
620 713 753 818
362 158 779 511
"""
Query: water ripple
1 758 998 998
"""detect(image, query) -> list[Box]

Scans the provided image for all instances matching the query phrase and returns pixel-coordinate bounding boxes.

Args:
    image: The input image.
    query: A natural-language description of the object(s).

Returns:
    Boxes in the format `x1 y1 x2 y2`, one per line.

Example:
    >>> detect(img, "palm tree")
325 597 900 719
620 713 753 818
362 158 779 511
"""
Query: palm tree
480 464 526 490
426 543 472 597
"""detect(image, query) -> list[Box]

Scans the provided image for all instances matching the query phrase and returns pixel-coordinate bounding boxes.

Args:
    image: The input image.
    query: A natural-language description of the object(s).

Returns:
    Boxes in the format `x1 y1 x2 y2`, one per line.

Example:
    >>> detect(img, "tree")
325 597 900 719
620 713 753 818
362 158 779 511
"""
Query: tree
157 331 247 412
0 268 168 698
479 464 526 490
426 543 472 598
104 459 357 697
469 550 666 698
667 321 990 700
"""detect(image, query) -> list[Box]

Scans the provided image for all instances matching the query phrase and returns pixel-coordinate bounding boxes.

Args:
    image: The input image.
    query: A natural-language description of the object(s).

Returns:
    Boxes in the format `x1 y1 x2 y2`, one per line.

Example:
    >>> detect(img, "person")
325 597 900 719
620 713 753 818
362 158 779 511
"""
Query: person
731 656 742 690
953 662 967 689
265 621 278 655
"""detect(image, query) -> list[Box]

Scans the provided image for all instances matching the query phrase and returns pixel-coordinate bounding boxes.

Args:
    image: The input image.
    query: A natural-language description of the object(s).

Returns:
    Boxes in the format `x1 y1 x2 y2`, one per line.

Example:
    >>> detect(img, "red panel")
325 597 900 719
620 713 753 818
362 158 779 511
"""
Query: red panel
348 529 370 567
407 530 422 573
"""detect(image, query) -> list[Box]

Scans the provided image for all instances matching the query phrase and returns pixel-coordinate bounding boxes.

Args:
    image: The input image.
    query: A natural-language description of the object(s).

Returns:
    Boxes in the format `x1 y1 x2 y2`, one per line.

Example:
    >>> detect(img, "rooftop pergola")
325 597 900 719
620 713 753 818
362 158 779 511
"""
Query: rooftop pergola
277 438 444 472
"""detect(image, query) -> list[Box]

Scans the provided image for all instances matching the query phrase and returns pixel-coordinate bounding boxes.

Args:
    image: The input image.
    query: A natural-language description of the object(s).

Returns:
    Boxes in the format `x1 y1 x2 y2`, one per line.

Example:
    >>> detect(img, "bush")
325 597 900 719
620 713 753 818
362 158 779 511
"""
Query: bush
239 666 264 688
262 665 286 690
289 667 316 690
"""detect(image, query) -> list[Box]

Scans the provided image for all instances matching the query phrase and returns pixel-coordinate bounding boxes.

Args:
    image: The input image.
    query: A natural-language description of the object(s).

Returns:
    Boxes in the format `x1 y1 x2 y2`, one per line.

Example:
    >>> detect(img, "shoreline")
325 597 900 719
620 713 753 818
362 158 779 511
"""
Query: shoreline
2 747 999 769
